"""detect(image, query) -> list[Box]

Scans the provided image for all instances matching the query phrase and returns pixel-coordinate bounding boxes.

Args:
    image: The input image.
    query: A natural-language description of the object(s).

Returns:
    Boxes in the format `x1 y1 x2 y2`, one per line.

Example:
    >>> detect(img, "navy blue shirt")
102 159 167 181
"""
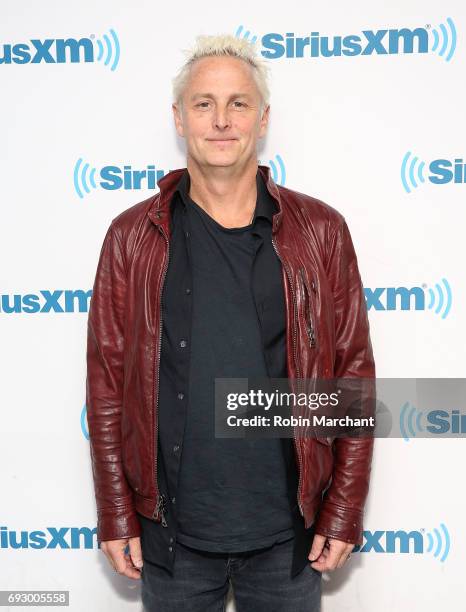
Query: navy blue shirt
137 168 315 576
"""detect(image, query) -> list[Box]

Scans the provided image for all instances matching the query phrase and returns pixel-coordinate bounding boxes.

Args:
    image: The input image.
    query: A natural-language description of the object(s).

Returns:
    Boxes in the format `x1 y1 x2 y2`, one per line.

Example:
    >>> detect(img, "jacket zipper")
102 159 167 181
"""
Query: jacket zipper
154 492 167 527
299 268 316 348
152 221 169 528
271 234 305 518
300 268 332 445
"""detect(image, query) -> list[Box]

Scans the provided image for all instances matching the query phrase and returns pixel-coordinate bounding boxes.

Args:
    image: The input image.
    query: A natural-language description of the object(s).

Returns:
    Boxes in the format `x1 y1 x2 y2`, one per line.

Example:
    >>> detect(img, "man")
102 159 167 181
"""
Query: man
86 34 375 611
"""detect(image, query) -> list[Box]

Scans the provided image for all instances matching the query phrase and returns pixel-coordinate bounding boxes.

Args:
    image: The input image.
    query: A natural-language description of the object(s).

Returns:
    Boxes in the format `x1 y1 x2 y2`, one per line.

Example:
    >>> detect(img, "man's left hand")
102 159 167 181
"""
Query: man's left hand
308 533 354 571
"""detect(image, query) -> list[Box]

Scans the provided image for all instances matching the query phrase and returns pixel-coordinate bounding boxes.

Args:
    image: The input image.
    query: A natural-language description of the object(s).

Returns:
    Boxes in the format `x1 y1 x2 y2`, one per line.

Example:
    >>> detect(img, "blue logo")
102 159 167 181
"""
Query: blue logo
235 18 456 61
365 278 452 317
0 526 98 549
430 18 457 61
0 290 91 314
401 151 466 192
73 155 286 198
0 29 120 71
400 402 466 441
235 26 258 45
81 404 89 440
257 154 286 185
73 159 167 198
354 524 450 562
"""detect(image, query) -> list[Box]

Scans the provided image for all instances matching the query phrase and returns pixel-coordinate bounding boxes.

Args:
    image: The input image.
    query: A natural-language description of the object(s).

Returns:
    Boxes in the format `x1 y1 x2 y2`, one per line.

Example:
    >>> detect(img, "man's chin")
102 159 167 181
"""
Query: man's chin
202 157 239 168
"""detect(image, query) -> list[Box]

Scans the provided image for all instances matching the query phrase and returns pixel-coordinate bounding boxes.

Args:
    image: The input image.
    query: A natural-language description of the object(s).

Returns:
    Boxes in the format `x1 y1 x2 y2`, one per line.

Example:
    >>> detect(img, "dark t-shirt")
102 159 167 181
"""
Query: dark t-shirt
175 195 297 551
137 169 316 578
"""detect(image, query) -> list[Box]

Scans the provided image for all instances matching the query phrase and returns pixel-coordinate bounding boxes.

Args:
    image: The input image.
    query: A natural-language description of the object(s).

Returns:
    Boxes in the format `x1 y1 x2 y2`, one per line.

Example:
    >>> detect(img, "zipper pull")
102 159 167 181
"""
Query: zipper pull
153 494 168 527
160 494 168 527
307 325 316 348
307 274 317 347
152 496 161 521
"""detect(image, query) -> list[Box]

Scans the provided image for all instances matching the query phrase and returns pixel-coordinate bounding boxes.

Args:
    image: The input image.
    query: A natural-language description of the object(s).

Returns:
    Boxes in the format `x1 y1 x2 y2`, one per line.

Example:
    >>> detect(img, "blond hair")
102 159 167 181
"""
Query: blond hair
172 34 271 113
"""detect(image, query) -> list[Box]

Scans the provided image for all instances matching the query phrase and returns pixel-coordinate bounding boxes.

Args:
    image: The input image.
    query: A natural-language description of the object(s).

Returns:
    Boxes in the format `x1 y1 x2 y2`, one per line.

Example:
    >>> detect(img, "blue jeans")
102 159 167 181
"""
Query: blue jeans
141 537 322 611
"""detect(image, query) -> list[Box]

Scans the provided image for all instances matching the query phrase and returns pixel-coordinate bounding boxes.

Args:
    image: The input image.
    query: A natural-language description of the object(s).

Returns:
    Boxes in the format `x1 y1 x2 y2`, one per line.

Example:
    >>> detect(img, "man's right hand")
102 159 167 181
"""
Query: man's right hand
101 536 143 580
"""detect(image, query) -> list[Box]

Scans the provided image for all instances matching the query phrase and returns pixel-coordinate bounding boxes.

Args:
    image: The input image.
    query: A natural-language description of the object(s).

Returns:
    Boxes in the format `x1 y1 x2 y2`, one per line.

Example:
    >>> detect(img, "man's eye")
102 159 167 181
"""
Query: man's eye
195 101 246 108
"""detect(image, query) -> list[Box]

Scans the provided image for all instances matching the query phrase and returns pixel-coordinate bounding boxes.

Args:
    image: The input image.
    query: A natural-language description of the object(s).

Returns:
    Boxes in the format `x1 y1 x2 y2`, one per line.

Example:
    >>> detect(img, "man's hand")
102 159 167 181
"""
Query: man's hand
308 534 354 572
101 536 143 579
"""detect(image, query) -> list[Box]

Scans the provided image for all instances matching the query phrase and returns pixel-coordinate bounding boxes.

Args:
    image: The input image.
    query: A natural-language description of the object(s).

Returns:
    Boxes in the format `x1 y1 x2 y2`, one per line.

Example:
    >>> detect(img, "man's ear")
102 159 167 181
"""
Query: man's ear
172 102 184 138
258 104 270 139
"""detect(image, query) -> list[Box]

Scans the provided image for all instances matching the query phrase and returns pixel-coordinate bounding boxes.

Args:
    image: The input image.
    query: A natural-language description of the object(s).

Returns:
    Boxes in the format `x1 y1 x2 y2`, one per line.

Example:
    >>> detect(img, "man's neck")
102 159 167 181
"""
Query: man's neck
185 159 258 228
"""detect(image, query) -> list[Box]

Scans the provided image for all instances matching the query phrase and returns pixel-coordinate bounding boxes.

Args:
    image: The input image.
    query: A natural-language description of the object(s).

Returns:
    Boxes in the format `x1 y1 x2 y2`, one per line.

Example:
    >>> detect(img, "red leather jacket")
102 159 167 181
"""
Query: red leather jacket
86 164 375 545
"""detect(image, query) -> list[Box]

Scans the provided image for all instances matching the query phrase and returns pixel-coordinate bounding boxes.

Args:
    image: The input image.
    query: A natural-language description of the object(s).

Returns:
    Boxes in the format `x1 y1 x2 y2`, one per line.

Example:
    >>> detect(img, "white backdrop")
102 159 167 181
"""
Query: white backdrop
1 0 465 610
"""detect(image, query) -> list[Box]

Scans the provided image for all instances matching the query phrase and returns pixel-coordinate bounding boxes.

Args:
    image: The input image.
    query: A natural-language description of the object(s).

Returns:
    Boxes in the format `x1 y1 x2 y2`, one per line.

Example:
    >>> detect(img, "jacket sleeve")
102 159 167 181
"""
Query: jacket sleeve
85 221 141 543
313 216 375 546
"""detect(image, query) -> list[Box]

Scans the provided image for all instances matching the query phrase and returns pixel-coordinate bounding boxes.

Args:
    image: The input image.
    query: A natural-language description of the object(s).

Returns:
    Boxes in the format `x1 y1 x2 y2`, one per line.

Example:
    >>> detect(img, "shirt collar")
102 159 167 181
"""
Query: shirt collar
172 168 277 224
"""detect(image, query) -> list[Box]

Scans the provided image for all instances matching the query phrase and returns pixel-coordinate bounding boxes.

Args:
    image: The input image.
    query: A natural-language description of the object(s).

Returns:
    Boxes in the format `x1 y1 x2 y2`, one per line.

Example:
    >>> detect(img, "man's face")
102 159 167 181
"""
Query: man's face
172 55 269 170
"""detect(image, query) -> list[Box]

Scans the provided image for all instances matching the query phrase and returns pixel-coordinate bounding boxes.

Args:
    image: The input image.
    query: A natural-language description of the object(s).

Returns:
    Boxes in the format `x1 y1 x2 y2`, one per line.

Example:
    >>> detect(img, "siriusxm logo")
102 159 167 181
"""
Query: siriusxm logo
0 290 91 314
74 159 167 198
81 404 89 440
401 151 466 193
73 154 286 198
354 524 450 562
400 403 466 440
0 29 120 71
365 278 452 318
235 17 456 61
4 523 448 558
1 526 98 549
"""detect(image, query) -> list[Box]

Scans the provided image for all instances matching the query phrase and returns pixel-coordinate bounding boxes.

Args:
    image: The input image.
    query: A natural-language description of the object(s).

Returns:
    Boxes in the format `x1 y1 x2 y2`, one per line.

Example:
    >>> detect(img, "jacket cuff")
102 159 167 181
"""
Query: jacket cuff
314 501 364 546
97 504 142 543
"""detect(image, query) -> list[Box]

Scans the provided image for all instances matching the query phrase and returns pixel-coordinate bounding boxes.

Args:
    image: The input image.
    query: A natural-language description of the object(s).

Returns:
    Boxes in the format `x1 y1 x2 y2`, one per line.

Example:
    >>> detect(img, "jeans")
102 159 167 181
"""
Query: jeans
141 536 322 612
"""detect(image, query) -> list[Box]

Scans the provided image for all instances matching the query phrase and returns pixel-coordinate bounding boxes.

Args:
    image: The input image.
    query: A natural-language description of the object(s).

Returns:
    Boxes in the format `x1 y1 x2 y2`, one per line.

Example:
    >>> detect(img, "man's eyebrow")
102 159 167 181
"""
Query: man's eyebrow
190 92 252 101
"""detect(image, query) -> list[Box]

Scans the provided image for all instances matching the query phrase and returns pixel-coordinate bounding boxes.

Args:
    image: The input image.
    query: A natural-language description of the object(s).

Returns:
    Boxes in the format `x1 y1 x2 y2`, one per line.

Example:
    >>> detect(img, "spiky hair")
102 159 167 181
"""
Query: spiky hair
172 34 271 112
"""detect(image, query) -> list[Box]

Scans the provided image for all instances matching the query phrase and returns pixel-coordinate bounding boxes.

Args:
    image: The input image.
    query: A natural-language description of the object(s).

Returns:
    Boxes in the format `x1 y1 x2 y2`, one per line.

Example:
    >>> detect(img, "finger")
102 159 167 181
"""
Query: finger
336 543 355 566
311 543 341 572
113 553 141 580
129 537 144 569
101 547 119 572
309 546 330 571
113 553 128 575
120 561 143 580
310 546 329 563
124 552 143 573
336 549 353 569
105 542 129 575
308 534 327 561
100 540 139 578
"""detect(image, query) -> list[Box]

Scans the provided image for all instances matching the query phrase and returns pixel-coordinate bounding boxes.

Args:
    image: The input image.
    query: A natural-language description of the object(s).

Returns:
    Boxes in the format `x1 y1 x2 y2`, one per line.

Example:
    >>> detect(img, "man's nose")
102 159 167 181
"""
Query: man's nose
213 108 232 130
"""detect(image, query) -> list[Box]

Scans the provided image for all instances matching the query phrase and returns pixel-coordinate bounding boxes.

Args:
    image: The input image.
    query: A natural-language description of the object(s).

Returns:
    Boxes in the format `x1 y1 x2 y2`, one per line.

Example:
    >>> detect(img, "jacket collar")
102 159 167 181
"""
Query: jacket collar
147 164 283 234
173 165 276 224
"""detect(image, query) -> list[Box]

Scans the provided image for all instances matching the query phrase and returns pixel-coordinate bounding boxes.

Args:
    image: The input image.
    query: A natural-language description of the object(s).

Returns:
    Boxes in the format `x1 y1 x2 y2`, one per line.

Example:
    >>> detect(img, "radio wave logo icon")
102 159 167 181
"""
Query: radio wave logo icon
426 277 452 319
74 158 97 199
400 401 424 441
234 25 258 44
401 151 426 193
90 28 120 71
429 17 457 62
258 154 286 185
424 523 451 562
268 154 286 185
365 277 453 315
356 524 451 560
81 404 89 440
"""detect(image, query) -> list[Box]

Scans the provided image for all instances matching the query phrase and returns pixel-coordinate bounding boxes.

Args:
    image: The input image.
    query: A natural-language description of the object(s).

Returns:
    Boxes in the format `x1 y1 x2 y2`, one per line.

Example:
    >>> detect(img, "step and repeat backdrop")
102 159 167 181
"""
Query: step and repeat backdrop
1 0 465 610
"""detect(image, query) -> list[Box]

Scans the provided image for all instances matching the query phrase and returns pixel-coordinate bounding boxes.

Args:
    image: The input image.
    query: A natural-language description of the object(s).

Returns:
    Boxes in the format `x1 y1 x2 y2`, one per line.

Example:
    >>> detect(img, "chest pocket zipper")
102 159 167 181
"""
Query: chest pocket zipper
299 268 317 349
